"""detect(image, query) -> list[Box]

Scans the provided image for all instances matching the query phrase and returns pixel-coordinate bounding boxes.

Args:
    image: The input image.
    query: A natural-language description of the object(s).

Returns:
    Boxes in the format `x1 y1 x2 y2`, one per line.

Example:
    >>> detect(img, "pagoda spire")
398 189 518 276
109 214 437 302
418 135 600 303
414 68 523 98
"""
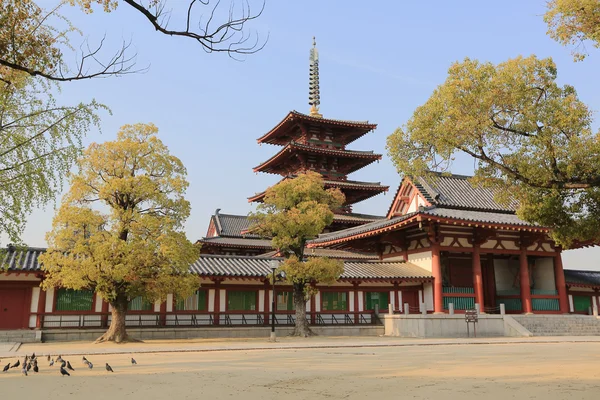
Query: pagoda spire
308 37 322 118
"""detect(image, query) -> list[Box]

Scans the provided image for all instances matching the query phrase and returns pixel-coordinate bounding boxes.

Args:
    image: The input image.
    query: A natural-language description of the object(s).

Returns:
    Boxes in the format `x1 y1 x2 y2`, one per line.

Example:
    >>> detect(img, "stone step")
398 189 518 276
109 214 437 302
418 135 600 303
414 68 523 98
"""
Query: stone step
512 315 600 336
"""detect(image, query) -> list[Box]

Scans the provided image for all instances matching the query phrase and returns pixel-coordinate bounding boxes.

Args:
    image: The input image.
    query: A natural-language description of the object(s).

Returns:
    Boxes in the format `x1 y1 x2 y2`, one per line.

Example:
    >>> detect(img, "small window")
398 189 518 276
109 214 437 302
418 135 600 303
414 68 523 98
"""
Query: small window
276 291 295 311
176 290 207 311
128 296 153 311
228 291 257 311
365 291 389 311
321 291 347 311
55 289 94 311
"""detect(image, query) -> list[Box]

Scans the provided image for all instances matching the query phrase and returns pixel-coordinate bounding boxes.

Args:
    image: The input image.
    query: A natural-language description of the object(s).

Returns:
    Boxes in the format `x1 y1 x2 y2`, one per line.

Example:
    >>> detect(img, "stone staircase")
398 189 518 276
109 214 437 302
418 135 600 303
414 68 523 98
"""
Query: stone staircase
512 315 600 336
0 330 41 343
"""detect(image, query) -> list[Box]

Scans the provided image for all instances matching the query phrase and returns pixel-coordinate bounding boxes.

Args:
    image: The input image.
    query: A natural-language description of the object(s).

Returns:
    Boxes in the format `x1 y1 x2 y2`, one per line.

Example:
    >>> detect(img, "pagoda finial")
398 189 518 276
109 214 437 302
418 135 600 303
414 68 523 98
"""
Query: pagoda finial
309 37 322 118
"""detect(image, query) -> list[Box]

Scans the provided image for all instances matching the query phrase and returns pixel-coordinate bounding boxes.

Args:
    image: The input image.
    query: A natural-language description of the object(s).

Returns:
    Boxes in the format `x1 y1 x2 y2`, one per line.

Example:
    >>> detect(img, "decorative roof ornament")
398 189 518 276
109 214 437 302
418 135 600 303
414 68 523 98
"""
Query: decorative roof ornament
308 37 322 118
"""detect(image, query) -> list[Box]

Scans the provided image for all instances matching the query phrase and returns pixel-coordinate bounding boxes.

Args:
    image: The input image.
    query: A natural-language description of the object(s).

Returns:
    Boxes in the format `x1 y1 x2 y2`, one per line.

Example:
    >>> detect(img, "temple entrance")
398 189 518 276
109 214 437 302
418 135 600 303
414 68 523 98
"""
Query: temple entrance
0 288 28 329
401 290 420 312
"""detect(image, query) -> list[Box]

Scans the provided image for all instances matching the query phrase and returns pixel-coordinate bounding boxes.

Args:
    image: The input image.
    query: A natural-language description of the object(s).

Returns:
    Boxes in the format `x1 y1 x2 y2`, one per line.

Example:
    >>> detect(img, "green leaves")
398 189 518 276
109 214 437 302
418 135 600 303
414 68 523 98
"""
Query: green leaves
386 55 600 247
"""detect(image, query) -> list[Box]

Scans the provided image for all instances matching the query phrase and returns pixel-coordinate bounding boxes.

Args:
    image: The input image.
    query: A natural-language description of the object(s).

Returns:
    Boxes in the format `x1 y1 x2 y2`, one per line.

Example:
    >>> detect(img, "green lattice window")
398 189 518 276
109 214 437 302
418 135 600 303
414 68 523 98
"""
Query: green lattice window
128 296 154 311
228 291 257 311
55 289 94 311
276 291 295 311
321 292 347 311
365 291 389 311
573 296 591 312
176 290 207 311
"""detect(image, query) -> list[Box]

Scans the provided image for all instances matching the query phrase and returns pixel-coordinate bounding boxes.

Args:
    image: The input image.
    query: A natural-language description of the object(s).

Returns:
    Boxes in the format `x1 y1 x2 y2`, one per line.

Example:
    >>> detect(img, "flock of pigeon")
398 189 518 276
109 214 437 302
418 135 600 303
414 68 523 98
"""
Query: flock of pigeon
1 352 137 377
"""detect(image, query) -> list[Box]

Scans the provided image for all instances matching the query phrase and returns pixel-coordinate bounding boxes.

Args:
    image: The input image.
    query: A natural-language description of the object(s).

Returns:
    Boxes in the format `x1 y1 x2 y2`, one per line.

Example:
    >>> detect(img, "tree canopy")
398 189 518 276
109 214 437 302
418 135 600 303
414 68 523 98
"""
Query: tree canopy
545 0 600 61
386 55 600 247
39 123 199 343
249 172 345 336
0 67 103 243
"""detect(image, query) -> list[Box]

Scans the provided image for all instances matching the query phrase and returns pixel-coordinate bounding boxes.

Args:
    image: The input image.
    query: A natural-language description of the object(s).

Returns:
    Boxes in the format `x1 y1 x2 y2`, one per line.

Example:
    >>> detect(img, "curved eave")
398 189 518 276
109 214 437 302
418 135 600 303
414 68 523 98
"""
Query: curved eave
253 143 382 174
249 183 389 204
197 240 273 250
257 111 377 145
309 212 551 249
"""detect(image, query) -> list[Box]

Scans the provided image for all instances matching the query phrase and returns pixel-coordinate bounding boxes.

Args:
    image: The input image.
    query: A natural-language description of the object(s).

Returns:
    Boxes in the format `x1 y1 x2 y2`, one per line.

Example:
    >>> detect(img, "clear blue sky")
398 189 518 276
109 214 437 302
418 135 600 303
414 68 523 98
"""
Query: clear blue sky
16 0 600 269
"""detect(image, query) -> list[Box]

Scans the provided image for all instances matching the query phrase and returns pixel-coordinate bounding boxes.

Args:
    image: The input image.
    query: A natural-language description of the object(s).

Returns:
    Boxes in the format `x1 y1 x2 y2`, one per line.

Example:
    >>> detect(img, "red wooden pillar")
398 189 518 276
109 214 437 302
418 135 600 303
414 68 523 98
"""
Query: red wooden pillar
159 301 167 326
213 280 221 326
519 247 533 314
353 282 360 323
431 242 444 313
472 243 485 312
310 283 316 325
554 252 569 313
36 288 47 328
263 281 270 326
393 282 400 312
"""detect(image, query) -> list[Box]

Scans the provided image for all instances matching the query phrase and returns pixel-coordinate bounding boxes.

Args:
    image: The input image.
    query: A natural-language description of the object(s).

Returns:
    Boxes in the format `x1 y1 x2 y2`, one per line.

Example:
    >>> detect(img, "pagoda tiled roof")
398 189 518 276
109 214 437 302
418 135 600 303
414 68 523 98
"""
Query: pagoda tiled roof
253 142 381 175
257 111 377 146
309 206 548 248
197 236 273 249
190 254 432 281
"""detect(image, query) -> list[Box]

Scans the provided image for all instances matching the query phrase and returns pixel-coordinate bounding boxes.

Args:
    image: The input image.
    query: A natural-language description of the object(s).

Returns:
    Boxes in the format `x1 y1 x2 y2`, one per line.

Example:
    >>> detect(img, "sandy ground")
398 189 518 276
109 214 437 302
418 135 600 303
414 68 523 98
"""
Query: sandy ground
1 342 600 399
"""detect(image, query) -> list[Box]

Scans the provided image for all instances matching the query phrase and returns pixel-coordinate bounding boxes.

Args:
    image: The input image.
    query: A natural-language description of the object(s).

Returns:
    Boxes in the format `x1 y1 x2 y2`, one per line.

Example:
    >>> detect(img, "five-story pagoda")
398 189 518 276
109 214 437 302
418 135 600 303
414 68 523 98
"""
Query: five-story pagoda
249 39 388 230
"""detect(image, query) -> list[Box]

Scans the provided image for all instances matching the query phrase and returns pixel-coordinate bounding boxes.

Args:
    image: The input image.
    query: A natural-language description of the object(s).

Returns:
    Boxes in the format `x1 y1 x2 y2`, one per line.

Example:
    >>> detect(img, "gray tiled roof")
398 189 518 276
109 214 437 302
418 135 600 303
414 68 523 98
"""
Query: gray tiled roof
332 213 384 223
258 248 378 260
212 211 260 238
1 247 45 272
416 172 518 213
190 254 432 280
565 270 600 287
197 236 273 249
310 206 543 245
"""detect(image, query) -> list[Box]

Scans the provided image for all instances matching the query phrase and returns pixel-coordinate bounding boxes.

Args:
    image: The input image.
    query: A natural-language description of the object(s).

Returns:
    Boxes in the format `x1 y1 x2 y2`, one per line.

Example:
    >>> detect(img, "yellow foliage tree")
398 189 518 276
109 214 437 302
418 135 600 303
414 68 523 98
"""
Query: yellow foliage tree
249 172 345 336
39 123 199 343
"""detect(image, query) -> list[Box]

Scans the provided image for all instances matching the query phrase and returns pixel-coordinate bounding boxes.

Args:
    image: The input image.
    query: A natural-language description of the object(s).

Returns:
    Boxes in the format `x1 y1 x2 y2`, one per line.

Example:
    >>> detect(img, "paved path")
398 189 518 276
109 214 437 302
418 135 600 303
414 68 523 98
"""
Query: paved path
2 335 600 358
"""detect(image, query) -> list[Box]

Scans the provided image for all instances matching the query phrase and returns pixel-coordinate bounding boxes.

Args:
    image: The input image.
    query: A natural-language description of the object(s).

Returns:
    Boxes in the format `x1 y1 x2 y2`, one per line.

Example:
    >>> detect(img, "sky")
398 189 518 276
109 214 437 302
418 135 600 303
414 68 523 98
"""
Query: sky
11 0 600 270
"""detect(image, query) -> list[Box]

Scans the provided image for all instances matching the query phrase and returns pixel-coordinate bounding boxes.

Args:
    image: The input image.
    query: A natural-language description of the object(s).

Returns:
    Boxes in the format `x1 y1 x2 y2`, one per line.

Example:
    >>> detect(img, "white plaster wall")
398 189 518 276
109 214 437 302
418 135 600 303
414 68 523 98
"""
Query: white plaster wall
358 291 364 312
45 287 54 313
166 294 173 312
258 290 265 312
349 292 355 312
306 297 311 312
397 291 403 312
315 292 321 312
532 257 555 291
154 301 161 312
494 259 519 291
30 287 40 313
389 290 395 310
269 290 273 312
408 251 432 273
422 284 434 311
569 294 574 312
219 289 226 312
407 195 418 213
208 289 215 312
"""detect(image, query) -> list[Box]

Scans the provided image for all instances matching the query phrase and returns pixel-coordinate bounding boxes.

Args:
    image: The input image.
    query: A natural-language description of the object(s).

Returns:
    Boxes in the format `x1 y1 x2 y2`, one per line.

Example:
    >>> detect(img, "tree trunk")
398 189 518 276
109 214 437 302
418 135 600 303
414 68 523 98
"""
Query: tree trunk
291 283 314 337
95 292 140 343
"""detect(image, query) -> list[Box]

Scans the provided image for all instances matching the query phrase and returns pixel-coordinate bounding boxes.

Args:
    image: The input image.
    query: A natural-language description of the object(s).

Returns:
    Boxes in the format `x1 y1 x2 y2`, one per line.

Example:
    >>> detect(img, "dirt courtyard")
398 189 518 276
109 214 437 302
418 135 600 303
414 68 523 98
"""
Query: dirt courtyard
1 342 600 399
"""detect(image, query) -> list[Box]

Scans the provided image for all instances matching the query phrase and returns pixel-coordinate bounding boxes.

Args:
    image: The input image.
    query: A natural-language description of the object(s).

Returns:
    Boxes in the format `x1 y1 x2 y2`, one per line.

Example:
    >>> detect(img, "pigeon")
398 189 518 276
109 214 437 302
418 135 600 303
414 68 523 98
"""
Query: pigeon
87 362 93 370
105 363 114 372
26 363 32 372
33 364 39 373
131 357 137 365
2 363 9 372
83 359 89 366
10 360 20 369
47 355 51 362
49 359 54 367
82 356 88 363
60 360 66 369
66 361 74 371
56 355 63 363
31 353 36 360
21 366 27 376
59 367 70 377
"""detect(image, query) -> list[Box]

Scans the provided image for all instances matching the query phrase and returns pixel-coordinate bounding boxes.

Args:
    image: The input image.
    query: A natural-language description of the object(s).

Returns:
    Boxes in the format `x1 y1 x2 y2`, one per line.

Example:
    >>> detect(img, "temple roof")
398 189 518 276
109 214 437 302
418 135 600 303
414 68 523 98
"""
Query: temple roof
564 270 600 288
258 248 378 260
196 236 273 249
309 206 547 248
1 247 45 272
257 111 377 146
253 142 381 175
248 178 389 205
210 211 260 238
190 254 432 280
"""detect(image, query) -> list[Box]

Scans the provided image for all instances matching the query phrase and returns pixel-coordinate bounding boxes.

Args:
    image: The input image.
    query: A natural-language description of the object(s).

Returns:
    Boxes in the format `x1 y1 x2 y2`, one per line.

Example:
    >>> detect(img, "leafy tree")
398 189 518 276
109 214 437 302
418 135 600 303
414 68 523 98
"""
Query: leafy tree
0 67 102 243
0 0 265 83
386 55 600 247
545 0 600 61
249 172 345 337
39 123 199 343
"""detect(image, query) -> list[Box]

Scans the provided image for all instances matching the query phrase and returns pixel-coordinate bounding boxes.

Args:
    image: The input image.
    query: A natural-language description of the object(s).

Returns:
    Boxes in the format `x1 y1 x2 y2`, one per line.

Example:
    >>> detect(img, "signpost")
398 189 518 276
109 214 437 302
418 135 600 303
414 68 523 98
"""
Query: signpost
465 309 478 337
